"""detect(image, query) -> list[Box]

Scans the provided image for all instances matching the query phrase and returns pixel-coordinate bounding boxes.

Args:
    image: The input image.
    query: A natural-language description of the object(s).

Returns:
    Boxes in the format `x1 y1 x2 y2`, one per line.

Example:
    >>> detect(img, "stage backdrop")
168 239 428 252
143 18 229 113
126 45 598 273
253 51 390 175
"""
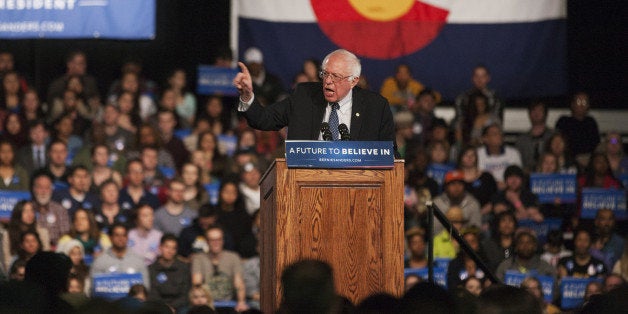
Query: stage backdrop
232 0 567 100
0 0 155 39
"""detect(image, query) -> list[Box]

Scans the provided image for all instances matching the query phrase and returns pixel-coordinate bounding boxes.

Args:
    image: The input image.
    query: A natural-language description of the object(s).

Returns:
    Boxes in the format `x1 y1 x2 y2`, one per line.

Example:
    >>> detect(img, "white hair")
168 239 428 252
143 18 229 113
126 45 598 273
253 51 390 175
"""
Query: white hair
321 49 361 79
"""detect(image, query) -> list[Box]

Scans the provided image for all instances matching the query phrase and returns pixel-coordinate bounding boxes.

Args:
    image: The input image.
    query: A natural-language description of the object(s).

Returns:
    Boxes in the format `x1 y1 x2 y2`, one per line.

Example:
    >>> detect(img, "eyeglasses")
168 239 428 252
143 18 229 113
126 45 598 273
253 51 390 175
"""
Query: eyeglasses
319 71 352 83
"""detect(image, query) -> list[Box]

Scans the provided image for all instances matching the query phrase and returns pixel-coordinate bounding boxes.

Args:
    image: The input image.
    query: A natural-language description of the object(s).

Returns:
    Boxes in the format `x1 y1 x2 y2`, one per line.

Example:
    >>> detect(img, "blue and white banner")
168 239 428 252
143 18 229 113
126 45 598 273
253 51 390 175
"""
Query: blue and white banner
0 190 31 219
204 181 221 205
530 173 577 204
286 140 394 168
404 267 447 288
518 218 562 246
197 66 239 96
426 163 455 190
92 272 144 300
233 0 567 100
218 134 238 157
560 277 600 309
580 188 627 220
0 0 155 39
504 270 554 303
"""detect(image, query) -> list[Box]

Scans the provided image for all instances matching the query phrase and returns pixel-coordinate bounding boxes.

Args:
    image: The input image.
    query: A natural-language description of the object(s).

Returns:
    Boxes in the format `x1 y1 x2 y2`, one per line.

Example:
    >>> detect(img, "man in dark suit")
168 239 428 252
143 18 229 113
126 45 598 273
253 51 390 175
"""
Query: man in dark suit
17 119 49 174
233 49 395 145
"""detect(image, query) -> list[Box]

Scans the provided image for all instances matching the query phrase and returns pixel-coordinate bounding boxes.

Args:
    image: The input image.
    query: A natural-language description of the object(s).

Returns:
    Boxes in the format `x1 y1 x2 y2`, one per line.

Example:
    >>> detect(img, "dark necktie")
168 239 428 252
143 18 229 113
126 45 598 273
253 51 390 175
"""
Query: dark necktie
329 102 340 140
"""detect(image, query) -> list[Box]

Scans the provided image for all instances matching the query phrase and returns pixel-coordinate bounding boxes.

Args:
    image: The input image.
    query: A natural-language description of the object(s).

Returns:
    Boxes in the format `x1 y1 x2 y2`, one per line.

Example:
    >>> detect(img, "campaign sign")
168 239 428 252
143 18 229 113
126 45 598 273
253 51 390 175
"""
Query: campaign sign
218 134 238 157
197 66 239 96
560 277 600 309
0 0 155 39
517 218 563 246
529 173 577 204
204 181 221 205
0 190 31 219
214 301 237 309
504 270 554 303
580 188 627 220
426 163 455 190
286 141 394 169
92 272 143 300
404 267 447 288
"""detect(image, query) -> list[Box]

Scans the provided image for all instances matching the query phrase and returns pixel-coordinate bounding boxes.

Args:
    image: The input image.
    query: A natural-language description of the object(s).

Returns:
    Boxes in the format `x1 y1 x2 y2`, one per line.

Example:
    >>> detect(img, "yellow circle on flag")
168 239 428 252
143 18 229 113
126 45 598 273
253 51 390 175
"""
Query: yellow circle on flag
348 0 415 21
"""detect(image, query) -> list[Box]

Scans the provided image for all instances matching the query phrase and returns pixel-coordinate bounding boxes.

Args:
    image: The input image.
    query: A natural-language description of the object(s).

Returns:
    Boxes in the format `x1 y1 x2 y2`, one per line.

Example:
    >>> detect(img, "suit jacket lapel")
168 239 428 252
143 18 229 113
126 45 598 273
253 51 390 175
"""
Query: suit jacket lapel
350 87 364 139
311 88 327 140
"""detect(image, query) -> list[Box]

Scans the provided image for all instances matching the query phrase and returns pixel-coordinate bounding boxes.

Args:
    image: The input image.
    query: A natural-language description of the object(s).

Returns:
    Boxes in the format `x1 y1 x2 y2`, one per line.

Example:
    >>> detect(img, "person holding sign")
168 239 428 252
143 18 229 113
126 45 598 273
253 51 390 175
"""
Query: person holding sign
90 223 149 290
234 49 396 148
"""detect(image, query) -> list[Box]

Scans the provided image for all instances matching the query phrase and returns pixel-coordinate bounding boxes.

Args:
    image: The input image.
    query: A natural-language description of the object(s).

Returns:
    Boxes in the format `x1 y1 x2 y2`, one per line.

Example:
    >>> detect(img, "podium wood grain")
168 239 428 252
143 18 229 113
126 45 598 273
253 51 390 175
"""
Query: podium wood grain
259 159 404 313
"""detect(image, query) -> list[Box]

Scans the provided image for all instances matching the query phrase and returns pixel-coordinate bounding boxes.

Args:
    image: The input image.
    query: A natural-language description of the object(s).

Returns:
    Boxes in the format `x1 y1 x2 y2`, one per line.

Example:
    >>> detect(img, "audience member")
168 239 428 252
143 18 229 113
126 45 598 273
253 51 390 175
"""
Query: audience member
16 119 49 174
446 226 488 289
404 227 428 269
191 225 249 312
557 228 607 278
166 68 197 128
177 204 225 258
94 179 128 234
478 284 541 314
482 211 517 272
432 170 482 235
495 231 556 281
590 208 625 270
540 229 572 268
243 47 286 105
57 207 111 257
148 233 191 312
118 158 161 211
612 241 628 281
277 259 337 314
454 65 503 127
489 165 542 222
457 145 497 210
30 170 70 246
238 161 261 216
52 165 100 216
555 92 600 167
476 123 522 188
0 139 29 190
3 200 50 270
380 64 427 113
515 101 554 172
90 223 150 289
128 204 163 265
47 50 100 110
180 162 210 211
544 132 578 174
44 139 71 187
154 179 198 237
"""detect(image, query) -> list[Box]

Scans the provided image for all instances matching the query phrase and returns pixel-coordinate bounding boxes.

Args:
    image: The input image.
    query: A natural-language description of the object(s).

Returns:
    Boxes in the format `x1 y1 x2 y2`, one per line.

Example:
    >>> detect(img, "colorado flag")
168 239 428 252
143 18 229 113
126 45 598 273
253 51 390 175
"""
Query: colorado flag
233 0 566 100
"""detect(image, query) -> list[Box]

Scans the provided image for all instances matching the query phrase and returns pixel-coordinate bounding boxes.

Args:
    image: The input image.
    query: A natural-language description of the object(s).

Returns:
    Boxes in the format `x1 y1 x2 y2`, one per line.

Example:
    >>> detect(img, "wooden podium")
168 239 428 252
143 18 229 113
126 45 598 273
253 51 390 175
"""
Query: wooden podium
259 158 405 312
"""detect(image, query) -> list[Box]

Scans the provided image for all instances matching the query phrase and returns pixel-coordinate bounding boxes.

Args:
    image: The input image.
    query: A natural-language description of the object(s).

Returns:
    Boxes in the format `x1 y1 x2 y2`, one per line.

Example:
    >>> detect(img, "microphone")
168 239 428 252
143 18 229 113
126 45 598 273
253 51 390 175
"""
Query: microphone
320 122 332 141
338 123 351 141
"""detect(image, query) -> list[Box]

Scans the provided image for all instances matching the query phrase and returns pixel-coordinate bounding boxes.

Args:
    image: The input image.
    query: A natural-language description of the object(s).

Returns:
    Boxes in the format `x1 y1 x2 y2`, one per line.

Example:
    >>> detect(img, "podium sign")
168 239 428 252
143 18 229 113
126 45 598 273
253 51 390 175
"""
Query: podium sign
285 141 394 168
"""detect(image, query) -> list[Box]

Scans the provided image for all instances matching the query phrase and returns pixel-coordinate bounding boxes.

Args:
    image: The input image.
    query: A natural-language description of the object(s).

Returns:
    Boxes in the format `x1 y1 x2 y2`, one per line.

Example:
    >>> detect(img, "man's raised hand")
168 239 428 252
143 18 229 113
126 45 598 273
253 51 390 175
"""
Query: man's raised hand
233 62 253 102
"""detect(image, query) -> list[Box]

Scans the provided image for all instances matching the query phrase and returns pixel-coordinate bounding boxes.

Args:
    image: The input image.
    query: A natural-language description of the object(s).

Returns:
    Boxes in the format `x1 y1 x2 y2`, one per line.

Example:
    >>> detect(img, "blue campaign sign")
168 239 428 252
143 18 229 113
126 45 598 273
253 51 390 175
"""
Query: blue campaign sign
529 173 577 204
92 272 144 300
504 270 554 303
197 66 239 96
204 181 221 205
217 134 238 157
580 188 627 220
560 277 600 309
404 267 447 289
0 190 31 219
518 218 563 246
286 141 394 169
0 0 155 39
426 163 454 190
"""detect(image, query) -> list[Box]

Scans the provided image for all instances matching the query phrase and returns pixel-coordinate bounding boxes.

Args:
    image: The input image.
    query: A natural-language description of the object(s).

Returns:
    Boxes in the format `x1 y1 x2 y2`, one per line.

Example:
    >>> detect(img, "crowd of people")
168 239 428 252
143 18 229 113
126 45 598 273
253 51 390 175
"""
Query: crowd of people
0 46 626 313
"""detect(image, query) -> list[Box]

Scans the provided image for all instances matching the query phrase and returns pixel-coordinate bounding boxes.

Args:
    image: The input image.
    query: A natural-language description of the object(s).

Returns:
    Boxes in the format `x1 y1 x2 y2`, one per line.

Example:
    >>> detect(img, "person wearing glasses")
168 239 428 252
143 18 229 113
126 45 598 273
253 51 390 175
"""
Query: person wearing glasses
234 49 396 147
